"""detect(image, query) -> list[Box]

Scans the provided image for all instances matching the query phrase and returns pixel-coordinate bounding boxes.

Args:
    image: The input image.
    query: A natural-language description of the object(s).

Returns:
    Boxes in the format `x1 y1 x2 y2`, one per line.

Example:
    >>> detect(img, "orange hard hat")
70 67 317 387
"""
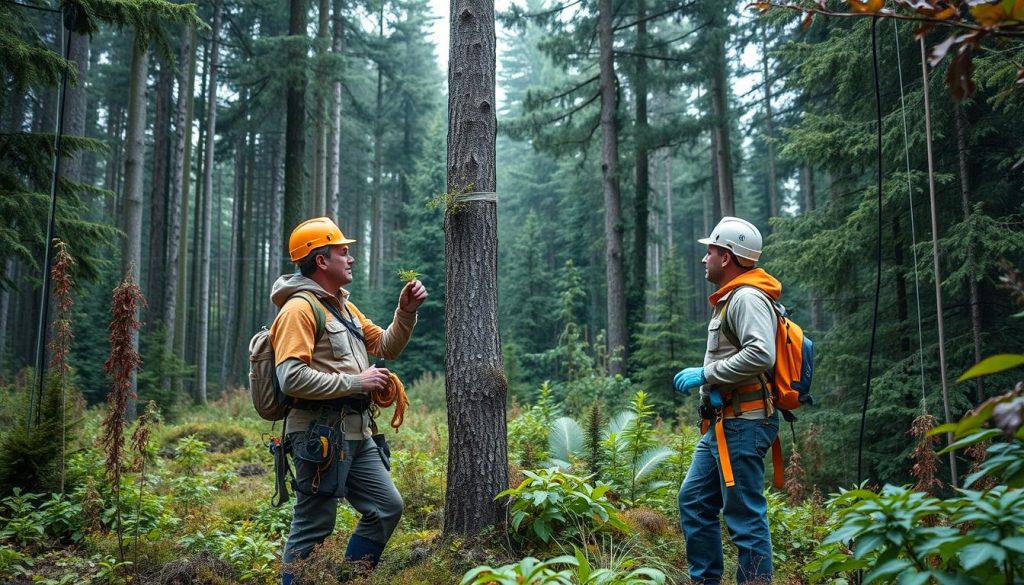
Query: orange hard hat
288 217 356 262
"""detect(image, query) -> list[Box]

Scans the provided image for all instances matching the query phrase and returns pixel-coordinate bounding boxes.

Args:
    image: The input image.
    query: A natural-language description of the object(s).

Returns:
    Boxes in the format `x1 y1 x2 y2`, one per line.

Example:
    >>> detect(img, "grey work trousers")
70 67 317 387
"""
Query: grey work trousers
281 437 403 565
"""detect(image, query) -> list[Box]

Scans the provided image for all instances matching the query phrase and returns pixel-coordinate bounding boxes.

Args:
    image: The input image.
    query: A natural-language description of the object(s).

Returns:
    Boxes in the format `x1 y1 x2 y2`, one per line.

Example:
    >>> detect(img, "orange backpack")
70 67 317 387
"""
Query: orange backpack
720 286 815 415
715 287 815 490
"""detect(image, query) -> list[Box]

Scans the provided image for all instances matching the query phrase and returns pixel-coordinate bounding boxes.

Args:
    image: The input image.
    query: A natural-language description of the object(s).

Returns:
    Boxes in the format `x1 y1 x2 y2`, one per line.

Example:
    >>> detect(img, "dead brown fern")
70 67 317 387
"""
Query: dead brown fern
784 447 806 504
101 275 146 562
48 240 75 494
909 413 943 496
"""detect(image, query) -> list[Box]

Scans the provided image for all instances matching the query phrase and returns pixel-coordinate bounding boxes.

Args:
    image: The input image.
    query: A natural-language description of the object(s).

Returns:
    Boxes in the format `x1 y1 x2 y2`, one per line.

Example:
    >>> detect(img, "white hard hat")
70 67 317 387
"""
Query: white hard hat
698 216 763 266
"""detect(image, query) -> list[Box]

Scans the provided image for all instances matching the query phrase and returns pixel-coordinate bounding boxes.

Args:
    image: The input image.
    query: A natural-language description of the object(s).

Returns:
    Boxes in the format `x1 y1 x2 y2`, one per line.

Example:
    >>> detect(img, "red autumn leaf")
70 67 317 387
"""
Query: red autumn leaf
970 2 1006 25
748 1 773 11
946 45 977 101
802 11 815 28
932 5 959 18
848 0 884 12
914 23 937 38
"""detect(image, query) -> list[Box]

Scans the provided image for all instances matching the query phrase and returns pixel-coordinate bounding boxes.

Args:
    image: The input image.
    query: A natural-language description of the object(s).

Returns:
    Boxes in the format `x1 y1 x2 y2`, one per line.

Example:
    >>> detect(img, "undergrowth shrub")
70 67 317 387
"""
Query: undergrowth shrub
498 468 628 548
162 423 248 454
391 450 444 531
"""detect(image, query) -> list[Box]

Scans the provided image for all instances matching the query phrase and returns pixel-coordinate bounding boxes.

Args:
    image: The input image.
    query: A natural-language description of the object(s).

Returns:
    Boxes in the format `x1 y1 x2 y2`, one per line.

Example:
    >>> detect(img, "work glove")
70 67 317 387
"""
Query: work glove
673 367 706 396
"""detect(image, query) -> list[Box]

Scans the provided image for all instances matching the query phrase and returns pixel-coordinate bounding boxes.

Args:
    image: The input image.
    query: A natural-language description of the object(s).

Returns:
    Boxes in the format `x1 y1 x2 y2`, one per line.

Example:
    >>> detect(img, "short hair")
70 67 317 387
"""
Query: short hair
297 245 332 277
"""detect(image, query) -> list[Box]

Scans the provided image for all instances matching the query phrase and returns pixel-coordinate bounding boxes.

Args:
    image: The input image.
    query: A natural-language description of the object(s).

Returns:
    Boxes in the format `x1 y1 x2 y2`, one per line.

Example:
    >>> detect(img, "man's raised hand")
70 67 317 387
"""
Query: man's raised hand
398 279 428 313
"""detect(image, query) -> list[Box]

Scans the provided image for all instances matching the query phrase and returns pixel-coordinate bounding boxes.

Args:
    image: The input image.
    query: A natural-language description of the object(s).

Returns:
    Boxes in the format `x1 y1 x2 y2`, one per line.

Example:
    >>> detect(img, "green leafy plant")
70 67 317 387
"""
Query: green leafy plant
807 484 1024 584
497 468 628 544
460 548 666 585
460 555 576 585
397 269 422 282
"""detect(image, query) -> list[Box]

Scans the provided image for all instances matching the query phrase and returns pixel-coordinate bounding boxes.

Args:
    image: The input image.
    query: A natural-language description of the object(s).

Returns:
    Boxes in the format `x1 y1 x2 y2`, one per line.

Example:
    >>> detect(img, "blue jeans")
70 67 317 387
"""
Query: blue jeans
678 415 778 585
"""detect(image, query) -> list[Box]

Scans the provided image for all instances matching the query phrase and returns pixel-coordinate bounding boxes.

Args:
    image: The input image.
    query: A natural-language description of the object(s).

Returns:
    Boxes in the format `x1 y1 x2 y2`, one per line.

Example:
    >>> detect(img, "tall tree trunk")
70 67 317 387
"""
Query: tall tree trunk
802 165 822 331
708 16 734 217
954 104 984 403
442 0 507 537
175 28 199 396
104 102 124 217
597 0 627 373
61 32 89 180
121 36 149 421
188 38 209 373
329 0 344 221
197 0 221 404
664 150 673 253
219 135 244 389
370 7 385 289
893 216 910 353
148 60 172 320
0 259 13 368
162 28 194 394
761 25 778 221
629 0 650 341
268 129 285 323
312 0 329 216
283 0 308 260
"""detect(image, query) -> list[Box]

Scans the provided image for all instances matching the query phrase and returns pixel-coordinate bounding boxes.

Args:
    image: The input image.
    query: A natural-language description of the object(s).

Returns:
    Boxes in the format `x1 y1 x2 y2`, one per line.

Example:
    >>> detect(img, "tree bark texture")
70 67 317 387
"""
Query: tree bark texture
761 27 778 221
329 0 344 222
197 0 222 404
121 36 149 420
708 19 734 217
370 8 385 290
629 0 649 338
284 0 308 260
162 28 194 393
148 60 172 320
175 30 199 395
60 32 89 181
597 0 627 373
443 0 508 537
954 104 984 403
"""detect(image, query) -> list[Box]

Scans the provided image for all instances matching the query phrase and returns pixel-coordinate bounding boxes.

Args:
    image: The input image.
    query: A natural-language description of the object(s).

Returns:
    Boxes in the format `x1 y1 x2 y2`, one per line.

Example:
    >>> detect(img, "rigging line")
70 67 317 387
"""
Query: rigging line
892 20 928 412
857 14 884 487
919 37 959 488
30 3 71 431
1 0 60 12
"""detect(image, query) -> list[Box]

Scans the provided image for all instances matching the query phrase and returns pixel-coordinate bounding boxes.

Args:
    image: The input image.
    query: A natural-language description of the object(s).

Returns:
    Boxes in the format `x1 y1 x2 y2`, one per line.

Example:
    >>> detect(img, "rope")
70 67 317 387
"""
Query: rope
892 20 928 411
370 372 409 431
29 4 70 430
857 15 884 486
919 38 959 488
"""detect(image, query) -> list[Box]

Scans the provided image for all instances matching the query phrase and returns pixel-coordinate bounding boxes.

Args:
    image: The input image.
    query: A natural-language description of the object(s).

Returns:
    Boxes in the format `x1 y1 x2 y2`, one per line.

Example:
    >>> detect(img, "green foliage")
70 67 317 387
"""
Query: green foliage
509 382 561 468
632 252 703 416
136 328 194 420
808 484 1024 584
497 468 628 546
0 373 82 496
0 490 85 548
461 547 666 585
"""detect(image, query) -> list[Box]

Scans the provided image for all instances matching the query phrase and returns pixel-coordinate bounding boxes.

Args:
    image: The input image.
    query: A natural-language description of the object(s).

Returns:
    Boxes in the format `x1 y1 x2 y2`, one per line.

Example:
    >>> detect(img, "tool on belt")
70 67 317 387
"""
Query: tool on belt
699 382 784 490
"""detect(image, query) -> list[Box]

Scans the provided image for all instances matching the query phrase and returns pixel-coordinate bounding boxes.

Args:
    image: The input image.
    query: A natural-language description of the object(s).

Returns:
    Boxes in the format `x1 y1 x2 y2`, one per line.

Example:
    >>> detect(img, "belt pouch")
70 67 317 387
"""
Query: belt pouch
292 423 352 498
371 433 391 471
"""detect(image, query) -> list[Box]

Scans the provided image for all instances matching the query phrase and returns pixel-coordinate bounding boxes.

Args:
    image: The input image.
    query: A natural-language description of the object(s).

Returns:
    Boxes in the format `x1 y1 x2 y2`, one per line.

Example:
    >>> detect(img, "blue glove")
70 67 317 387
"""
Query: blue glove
707 389 724 408
673 367 706 396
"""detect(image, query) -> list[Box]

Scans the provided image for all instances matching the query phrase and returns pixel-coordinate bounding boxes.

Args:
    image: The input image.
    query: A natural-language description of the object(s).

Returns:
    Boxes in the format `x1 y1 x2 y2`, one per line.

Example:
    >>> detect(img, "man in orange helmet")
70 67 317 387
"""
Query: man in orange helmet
269 217 427 584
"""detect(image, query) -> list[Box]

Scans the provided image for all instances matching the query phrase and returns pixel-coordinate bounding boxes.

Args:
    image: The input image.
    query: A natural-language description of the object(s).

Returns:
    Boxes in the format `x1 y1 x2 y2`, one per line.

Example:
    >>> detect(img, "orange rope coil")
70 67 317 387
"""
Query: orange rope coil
369 372 409 431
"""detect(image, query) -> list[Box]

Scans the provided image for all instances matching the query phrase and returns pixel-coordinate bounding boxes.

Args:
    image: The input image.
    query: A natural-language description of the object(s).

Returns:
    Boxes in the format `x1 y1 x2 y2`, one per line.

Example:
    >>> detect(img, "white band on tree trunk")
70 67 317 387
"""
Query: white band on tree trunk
453 191 497 203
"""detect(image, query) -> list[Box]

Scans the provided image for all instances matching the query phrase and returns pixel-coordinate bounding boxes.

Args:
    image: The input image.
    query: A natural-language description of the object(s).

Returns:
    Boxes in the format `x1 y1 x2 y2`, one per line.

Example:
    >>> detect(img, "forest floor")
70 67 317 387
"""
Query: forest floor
0 377 831 584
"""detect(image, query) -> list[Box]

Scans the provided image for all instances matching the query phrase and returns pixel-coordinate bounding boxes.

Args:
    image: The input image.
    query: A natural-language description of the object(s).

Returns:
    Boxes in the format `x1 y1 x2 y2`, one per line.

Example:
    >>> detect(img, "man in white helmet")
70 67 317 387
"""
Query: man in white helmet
673 216 780 584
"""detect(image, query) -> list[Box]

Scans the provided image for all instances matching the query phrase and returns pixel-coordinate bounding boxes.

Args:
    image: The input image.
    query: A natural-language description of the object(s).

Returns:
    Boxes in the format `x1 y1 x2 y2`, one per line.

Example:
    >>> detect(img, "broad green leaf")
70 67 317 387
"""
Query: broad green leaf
957 354 1024 382
1001 536 1024 554
959 542 1006 570
863 558 912 584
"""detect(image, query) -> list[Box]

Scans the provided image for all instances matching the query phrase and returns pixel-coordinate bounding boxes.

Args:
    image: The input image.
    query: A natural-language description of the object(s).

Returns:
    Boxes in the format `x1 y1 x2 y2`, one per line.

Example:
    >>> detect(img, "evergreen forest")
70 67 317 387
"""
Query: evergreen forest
1 0 1023 581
